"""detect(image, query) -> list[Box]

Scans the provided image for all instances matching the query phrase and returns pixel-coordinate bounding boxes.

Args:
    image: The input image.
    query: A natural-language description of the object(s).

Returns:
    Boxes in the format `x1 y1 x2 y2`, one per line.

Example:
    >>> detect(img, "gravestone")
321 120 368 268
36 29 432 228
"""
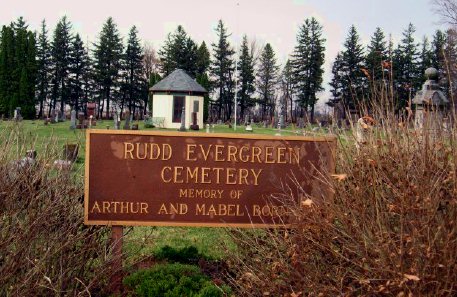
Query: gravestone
131 123 139 130
87 103 96 118
13 107 23 121
206 123 210 133
89 115 93 128
123 111 131 130
244 114 249 126
190 112 199 130
70 110 76 130
178 108 186 131
76 112 87 129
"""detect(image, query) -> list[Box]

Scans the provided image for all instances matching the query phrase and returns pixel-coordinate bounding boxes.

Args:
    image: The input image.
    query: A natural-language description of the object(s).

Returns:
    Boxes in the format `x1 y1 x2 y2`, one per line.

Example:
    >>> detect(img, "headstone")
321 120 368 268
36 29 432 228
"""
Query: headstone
89 115 93 128
206 123 210 133
123 111 131 130
131 124 139 130
13 107 23 121
190 112 199 130
87 103 96 118
76 112 87 129
244 114 249 126
245 123 253 132
70 110 77 130
355 116 375 147
178 107 186 131
63 143 79 162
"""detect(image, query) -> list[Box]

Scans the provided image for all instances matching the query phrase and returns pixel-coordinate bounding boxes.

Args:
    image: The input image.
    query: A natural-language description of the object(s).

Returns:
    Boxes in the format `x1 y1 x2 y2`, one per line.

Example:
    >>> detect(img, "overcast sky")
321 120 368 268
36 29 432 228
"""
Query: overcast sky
0 0 448 105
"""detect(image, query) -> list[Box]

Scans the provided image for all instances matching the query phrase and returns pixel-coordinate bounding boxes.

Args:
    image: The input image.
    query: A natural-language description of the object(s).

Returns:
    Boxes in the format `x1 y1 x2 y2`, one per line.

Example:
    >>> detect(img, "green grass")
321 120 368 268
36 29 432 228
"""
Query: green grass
0 119 314 262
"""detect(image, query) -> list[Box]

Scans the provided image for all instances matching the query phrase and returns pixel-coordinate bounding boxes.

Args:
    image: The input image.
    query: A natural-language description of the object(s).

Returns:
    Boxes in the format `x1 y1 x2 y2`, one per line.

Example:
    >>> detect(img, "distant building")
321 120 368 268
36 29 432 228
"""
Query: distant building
150 69 207 129
412 67 449 130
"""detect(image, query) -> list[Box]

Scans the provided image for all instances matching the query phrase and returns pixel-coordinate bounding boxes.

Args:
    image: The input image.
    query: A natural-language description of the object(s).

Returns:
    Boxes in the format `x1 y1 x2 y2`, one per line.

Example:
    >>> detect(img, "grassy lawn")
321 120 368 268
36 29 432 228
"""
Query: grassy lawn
0 119 314 261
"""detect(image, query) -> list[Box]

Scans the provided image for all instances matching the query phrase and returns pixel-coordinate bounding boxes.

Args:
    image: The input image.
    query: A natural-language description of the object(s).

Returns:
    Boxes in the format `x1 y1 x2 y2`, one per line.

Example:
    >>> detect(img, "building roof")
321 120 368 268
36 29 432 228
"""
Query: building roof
150 69 207 94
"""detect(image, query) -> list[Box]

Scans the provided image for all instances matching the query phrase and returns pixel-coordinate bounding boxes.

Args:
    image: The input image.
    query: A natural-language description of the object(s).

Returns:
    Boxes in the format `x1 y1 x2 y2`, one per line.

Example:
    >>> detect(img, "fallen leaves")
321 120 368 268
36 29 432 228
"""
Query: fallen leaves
403 274 420 281
301 199 313 207
331 173 347 181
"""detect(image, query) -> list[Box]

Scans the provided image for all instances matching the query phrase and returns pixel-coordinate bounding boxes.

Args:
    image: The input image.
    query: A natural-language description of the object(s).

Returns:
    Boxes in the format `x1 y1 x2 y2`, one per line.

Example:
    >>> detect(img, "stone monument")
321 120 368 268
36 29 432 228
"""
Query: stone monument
412 67 449 131
178 107 186 131
190 112 199 130
69 110 76 129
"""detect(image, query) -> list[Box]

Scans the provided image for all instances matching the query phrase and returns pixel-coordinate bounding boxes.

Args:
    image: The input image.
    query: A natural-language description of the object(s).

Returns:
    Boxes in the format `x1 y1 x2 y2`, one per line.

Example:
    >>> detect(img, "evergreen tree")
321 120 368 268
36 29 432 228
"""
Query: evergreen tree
393 23 420 107
68 33 90 112
195 41 211 120
0 25 15 116
50 16 73 116
443 29 457 98
365 27 387 82
0 18 36 118
93 17 123 118
36 19 51 118
237 35 255 119
121 26 146 115
281 59 295 122
211 20 235 121
336 25 365 111
432 30 446 70
419 36 433 79
292 17 325 121
196 41 211 75
158 26 198 77
329 52 345 103
257 43 279 120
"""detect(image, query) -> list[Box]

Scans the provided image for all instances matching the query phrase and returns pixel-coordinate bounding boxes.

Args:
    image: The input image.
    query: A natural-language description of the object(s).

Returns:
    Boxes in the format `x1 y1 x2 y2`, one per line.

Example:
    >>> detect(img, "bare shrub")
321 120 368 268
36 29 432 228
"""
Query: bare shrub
227 105 457 296
0 123 112 296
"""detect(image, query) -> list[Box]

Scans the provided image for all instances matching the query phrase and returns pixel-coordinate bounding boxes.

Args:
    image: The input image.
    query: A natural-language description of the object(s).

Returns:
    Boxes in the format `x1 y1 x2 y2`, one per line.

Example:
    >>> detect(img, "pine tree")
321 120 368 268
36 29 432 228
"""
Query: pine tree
0 18 36 118
292 17 325 122
195 41 211 120
393 23 420 108
68 33 90 112
432 30 446 71
281 59 295 122
365 27 387 82
443 29 457 98
36 19 51 118
121 26 146 115
338 25 365 110
0 25 15 116
211 20 235 121
50 16 73 116
237 35 255 119
257 43 279 120
158 26 198 77
328 52 344 109
419 36 433 79
93 17 123 118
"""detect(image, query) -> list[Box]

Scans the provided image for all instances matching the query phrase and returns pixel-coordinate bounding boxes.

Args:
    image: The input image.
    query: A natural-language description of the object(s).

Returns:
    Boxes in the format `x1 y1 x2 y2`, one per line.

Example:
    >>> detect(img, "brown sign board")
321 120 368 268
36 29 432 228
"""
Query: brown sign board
84 130 336 228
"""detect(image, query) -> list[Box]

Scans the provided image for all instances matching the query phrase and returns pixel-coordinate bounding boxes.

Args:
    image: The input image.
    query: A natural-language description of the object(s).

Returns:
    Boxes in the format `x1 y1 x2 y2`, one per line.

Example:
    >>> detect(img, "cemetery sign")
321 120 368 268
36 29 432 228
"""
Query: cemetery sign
84 130 336 228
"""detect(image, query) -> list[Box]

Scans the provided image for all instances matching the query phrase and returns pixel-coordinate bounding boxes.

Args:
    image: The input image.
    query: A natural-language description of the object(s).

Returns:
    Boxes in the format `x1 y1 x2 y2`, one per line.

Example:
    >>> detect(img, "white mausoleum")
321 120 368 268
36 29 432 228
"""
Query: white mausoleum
150 69 207 129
